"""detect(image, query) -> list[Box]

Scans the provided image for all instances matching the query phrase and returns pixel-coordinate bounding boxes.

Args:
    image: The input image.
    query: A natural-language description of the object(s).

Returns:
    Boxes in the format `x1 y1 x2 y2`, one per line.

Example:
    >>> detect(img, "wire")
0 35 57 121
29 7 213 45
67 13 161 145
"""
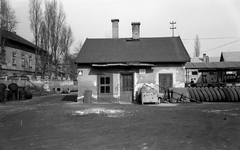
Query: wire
201 39 240 52
182 37 240 40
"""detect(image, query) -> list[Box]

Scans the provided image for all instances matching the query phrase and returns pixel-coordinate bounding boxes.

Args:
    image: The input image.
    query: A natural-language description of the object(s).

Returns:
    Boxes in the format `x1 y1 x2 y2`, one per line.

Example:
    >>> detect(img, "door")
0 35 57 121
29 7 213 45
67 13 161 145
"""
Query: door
120 74 133 102
97 75 113 102
159 73 173 92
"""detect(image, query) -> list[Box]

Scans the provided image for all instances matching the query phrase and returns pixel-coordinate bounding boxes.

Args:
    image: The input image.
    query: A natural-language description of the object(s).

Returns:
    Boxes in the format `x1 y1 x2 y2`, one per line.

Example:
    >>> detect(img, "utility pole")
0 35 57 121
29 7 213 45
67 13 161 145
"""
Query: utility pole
170 21 176 37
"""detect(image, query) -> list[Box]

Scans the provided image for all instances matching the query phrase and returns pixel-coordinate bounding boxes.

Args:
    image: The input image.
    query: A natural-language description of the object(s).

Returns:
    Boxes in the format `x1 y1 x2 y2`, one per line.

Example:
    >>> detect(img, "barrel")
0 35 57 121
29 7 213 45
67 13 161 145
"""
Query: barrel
0 83 7 91
19 89 27 100
84 90 92 104
8 83 18 91
5 90 11 101
26 91 33 99
11 92 18 101
0 90 5 102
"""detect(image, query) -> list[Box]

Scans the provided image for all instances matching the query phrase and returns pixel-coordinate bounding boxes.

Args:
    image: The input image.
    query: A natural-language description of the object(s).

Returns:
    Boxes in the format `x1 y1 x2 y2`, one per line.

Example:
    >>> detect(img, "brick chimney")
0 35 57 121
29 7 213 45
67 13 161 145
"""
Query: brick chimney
111 19 119 38
203 54 209 62
131 22 140 40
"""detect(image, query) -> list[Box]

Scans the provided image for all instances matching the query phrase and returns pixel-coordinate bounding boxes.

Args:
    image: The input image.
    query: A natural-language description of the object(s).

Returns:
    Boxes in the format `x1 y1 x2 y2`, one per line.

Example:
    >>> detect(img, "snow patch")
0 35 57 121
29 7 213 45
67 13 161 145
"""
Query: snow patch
72 108 125 117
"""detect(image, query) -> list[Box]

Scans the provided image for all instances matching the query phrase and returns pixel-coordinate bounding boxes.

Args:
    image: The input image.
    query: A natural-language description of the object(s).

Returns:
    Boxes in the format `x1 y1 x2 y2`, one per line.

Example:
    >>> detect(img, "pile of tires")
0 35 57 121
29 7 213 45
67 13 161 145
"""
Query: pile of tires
188 87 240 102
52 85 78 94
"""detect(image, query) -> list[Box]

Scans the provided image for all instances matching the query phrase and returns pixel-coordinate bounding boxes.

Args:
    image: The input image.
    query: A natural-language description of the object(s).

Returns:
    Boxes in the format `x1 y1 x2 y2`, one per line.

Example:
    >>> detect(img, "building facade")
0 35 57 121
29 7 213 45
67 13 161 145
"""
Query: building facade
0 29 45 78
75 20 190 103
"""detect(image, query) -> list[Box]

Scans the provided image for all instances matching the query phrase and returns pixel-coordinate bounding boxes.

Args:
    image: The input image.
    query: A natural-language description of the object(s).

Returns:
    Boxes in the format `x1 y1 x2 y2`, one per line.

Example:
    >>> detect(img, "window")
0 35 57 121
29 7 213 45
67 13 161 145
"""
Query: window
98 75 112 94
12 52 17 66
29 55 32 68
139 69 146 74
99 76 111 93
192 71 198 75
209 71 215 75
21 54 25 67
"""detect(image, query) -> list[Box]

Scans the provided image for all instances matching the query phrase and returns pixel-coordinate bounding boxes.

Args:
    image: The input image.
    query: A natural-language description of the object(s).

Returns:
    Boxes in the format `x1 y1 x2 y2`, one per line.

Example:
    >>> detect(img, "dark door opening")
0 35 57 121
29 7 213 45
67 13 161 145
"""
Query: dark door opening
159 73 173 92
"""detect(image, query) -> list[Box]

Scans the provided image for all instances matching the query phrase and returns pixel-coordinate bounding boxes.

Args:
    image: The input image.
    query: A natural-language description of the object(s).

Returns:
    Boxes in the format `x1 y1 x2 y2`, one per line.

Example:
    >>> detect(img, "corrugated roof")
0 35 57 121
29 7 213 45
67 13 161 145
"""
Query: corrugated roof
75 36 190 63
220 51 240 62
185 62 240 69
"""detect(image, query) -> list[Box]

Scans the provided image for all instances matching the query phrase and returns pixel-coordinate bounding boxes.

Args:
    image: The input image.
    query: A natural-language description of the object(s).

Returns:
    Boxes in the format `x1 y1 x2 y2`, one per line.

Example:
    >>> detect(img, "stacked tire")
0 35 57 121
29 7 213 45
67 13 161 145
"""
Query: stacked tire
188 87 240 102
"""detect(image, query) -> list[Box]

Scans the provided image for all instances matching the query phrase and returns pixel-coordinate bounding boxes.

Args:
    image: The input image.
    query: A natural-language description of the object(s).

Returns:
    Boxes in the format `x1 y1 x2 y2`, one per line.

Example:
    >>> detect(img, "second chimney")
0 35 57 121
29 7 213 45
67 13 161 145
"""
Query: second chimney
131 22 140 40
111 19 119 38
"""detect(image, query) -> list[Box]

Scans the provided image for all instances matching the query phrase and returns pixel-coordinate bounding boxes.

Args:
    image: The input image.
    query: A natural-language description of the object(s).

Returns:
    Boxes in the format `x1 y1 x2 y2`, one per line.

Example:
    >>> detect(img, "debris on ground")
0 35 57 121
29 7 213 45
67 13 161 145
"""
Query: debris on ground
25 85 55 97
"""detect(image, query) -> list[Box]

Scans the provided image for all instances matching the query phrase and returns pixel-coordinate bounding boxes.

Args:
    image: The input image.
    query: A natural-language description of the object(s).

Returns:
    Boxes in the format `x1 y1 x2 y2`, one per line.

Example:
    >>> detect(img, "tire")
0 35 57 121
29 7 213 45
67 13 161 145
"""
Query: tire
217 88 226 102
229 87 238 102
188 88 196 102
222 88 231 102
200 88 209 102
196 88 205 102
213 88 222 102
209 87 218 102
226 88 235 102
192 88 201 102
233 87 240 102
205 87 214 102
55 87 63 94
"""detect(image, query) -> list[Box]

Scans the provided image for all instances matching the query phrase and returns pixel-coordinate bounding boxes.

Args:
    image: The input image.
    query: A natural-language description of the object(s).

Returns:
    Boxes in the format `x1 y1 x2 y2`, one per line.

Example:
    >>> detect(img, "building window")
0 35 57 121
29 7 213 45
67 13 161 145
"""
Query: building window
209 71 215 75
29 55 32 68
97 75 113 94
12 52 17 66
192 71 198 75
21 54 25 67
100 76 111 93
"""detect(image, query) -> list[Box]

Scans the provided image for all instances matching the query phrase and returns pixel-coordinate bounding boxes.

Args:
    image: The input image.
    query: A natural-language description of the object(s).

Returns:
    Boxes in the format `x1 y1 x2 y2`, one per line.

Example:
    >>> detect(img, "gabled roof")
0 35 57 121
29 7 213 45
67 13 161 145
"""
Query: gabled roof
0 29 37 48
75 36 190 64
220 51 240 62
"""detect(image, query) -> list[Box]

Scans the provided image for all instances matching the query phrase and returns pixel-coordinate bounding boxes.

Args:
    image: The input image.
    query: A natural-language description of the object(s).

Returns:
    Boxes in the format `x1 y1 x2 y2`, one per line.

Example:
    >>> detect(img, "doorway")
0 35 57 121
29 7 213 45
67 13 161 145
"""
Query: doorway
159 73 173 92
120 74 134 102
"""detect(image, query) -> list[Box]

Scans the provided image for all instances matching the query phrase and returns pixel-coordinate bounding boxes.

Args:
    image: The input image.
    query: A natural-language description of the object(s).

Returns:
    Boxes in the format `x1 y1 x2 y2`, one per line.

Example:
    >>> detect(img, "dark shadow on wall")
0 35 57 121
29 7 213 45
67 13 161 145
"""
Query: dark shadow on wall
61 95 78 102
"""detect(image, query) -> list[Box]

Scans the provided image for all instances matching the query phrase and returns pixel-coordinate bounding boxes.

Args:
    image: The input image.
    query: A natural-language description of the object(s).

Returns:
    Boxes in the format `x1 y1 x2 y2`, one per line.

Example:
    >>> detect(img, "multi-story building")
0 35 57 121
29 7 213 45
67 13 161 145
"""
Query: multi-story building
0 29 46 78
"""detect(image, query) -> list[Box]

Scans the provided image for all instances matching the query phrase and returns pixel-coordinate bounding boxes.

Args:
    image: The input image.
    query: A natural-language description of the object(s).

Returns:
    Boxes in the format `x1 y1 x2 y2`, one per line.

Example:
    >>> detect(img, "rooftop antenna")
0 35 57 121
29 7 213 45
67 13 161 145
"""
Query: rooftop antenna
170 21 176 37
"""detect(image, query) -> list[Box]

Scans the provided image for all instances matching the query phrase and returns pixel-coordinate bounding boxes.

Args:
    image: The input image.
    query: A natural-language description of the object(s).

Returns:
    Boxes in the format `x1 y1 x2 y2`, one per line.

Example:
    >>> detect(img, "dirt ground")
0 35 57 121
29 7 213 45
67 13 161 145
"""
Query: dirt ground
0 94 240 150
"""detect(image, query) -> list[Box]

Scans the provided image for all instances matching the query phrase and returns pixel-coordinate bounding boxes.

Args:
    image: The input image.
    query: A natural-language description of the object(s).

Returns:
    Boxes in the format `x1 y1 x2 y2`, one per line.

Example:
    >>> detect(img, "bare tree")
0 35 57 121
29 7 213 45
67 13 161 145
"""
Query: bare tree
60 25 74 62
193 35 200 57
43 0 66 79
59 25 74 79
72 40 82 57
28 0 43 76
0 0 17 31
0 0 17 68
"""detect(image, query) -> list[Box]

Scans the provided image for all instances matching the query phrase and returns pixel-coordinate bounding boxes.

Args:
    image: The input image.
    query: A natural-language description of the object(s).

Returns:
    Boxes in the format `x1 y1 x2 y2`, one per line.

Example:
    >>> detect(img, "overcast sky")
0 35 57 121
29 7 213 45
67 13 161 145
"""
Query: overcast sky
12 0 240 57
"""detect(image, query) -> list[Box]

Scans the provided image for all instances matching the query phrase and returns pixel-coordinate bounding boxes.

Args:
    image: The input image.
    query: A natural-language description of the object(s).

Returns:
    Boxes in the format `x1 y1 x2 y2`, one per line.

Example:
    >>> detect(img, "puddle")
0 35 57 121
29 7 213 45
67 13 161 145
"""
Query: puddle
72 108 126 118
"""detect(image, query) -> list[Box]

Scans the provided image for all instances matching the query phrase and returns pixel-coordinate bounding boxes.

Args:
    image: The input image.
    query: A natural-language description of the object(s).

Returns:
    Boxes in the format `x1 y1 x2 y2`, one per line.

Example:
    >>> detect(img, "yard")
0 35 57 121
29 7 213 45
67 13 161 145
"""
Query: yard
0 94 240 150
